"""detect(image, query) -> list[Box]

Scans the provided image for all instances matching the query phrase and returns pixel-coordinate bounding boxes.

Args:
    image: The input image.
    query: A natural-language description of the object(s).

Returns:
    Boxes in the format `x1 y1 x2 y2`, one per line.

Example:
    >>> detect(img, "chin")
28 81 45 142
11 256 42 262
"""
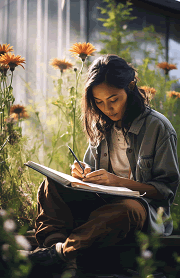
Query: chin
106 113 122 121
112 115 121 121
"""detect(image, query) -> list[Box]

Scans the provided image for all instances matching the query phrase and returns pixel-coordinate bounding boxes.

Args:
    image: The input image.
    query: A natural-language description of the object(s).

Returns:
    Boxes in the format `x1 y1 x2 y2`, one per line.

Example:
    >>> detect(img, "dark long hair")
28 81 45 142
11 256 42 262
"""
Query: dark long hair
82 54 149 146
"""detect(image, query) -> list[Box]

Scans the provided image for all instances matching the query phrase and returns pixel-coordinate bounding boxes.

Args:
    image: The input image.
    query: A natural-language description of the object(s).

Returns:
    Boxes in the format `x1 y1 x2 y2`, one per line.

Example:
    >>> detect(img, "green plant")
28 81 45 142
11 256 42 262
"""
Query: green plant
97 0 137 62
0 135 40 229
136 230 165 278
0 44 40 230
0 209 31 278
97 0 165 66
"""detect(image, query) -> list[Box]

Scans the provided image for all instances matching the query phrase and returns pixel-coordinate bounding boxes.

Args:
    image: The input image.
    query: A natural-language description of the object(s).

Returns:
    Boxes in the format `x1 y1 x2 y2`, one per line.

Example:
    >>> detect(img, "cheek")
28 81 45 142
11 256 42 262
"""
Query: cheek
96 104 103 111
117 99 127 113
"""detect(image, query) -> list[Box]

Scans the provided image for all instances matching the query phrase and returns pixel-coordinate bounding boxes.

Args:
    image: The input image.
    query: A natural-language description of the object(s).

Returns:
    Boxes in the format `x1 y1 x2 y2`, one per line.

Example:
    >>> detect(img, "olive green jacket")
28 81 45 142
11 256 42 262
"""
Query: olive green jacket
83 107 180 236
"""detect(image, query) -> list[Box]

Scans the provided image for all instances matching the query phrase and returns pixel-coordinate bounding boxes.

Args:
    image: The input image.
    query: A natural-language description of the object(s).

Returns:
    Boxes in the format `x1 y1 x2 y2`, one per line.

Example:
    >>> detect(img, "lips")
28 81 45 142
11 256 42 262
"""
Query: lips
107 113 117 117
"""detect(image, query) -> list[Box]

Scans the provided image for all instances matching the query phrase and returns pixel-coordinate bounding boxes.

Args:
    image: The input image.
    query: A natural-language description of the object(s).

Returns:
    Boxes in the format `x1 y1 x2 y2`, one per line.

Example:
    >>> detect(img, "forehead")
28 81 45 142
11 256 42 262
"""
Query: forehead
92 83 125 98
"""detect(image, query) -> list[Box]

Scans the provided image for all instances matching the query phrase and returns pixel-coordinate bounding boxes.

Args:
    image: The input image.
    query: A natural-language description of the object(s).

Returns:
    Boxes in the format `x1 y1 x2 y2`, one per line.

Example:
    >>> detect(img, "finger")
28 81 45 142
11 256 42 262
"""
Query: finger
72 173 83 180
71 167 84 178
83 178 104 185
83 174 103 182
84 165 91 176
85 169 105 178
73 161 85 174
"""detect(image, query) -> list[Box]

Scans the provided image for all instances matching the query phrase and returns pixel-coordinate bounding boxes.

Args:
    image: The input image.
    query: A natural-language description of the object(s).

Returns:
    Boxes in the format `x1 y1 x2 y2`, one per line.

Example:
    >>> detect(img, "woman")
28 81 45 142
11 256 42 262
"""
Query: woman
29 55 180 277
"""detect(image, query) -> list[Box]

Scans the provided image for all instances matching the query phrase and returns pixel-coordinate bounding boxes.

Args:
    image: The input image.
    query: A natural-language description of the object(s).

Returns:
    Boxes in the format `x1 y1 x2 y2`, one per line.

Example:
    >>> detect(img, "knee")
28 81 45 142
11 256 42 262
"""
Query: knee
120 199 147 227
120 199 142 210
37 177 58 202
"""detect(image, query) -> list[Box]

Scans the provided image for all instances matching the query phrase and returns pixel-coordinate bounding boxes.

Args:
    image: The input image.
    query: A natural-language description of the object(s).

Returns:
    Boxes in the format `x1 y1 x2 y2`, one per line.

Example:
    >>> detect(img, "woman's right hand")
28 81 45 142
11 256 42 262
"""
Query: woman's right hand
71 161 91 180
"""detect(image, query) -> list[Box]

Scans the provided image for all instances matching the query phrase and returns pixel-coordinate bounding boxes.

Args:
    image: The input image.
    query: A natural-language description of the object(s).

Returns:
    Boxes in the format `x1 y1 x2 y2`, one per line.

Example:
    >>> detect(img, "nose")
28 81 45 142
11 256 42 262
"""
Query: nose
104 102 113 114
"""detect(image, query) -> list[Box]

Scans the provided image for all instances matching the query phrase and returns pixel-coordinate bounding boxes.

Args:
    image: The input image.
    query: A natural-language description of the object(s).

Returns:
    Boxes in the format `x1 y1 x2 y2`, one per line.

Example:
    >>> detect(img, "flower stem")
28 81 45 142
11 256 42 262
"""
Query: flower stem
0 136 9 152
72 61 84 152
10 71 13 86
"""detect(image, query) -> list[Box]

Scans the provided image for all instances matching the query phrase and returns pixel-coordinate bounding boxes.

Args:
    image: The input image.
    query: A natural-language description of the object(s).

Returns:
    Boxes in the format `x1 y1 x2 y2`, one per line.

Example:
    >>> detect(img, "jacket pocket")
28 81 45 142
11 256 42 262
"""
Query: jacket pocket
137 156 153 182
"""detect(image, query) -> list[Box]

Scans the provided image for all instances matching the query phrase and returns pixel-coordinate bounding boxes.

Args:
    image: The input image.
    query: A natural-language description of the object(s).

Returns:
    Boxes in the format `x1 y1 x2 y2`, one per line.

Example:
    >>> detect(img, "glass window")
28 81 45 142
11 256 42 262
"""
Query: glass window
70 0 80 44
26 0 38 93
128 5 166 65
169 18 180 86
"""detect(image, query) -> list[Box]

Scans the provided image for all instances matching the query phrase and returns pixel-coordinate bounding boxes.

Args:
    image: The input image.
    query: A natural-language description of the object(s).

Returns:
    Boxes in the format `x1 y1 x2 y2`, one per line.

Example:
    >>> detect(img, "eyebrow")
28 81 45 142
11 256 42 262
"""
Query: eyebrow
94 94 118 100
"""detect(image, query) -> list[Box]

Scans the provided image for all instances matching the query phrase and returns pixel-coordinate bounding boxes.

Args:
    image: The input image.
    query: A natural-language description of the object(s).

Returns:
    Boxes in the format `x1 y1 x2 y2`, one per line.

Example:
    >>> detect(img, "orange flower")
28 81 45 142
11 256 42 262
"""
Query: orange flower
139 86 157 96
10 104 29 120
50 58 73 73
157 62 177 75
0 53 25 71
69 42 96 61
0 44 13 55
167 91 180 99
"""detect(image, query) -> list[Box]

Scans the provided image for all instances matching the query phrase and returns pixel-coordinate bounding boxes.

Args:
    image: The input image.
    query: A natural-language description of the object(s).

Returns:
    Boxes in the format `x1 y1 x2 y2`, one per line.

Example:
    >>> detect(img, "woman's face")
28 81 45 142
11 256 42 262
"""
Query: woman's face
92 83 127 127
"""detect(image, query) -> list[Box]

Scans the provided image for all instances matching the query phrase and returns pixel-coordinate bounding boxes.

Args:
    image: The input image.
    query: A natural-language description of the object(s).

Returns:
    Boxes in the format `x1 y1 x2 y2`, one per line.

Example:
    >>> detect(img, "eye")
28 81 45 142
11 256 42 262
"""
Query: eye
95 100 103 105
110 99 118 103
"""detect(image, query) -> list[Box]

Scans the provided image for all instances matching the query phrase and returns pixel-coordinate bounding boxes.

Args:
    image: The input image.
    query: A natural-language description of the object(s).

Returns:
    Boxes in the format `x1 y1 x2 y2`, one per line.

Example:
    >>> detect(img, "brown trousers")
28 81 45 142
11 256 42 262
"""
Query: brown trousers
35 177 147 260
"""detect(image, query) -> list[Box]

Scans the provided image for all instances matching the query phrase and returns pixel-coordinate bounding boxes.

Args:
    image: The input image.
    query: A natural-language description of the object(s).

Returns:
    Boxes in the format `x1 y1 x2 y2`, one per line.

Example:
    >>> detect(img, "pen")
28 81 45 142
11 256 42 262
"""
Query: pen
68 146 107 203
68 146 85 175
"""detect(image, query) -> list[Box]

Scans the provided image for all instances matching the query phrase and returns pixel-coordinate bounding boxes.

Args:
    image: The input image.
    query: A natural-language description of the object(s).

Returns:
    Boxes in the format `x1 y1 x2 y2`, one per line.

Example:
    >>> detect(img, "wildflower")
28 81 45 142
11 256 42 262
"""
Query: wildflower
10 104 29 120
0 209 7 217
167 91 180 99
3 219 16 232
2 244 11 261
122 25 127 30
18 250 29 258
15 235 31 250
69 42 96 61
0 53 25 71
157 62 177 75
141 249 153 260
2 244 10 252
0 43 13 55
140 86 157 96
50 58 73 73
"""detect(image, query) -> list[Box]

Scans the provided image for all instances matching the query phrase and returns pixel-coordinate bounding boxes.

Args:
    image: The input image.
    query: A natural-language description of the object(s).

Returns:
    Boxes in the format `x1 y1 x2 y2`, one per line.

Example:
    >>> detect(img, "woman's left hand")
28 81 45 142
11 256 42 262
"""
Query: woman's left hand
82 169 122 187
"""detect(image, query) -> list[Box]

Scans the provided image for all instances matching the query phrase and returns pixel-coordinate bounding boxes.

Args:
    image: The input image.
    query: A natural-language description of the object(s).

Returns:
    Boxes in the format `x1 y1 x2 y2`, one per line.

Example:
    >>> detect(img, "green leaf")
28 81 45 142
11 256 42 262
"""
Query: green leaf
18 224 29 235
69 86 75 96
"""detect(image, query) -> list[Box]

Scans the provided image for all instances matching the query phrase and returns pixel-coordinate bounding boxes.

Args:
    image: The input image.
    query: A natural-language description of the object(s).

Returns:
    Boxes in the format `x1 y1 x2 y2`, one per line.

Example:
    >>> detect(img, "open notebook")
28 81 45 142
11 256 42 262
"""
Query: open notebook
24 161 141 197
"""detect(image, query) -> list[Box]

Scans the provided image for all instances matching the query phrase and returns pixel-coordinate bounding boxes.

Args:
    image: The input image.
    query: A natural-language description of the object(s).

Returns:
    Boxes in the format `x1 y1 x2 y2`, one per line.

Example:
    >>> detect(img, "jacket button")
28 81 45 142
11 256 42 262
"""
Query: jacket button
128 149 132 153
104 153 107 157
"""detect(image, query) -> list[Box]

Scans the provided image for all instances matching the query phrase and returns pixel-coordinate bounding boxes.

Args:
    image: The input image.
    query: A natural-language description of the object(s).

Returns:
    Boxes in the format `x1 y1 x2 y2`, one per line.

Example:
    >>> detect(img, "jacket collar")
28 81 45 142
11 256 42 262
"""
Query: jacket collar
128 107 151 135
90 107 151 147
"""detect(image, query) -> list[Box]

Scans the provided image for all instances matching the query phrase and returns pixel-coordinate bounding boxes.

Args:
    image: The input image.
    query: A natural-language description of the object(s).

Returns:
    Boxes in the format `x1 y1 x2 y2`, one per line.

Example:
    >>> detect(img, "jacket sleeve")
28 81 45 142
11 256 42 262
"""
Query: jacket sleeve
83 144 96 171
146 134 180 206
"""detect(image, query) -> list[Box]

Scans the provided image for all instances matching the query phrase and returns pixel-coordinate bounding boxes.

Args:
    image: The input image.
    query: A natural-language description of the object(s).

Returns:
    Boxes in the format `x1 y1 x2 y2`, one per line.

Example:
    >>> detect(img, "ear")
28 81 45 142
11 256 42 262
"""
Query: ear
128 81 135 91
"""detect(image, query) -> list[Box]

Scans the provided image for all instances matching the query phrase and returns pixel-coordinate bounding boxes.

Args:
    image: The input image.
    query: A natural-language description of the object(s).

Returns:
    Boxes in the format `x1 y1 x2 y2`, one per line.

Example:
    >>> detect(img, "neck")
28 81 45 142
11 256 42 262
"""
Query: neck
115 120 122 128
